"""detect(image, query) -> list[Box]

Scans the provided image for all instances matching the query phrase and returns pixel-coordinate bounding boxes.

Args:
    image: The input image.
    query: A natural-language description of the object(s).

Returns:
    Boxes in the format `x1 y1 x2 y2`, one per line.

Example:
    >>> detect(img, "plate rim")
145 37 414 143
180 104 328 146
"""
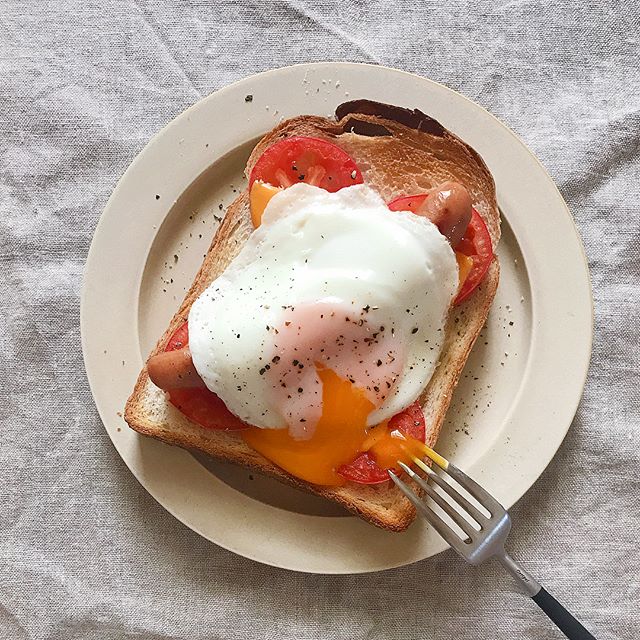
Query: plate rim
81 61 593 574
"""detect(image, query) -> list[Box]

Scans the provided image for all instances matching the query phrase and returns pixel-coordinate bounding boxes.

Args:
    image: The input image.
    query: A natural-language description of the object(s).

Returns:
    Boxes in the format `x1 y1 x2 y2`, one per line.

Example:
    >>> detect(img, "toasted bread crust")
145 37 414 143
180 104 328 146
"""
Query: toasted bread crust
124 102 500 532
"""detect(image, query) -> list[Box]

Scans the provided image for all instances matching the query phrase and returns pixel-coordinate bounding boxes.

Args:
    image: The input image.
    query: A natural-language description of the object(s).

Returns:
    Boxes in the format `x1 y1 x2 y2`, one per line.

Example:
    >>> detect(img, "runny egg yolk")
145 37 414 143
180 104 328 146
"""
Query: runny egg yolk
360 420 425 471
456 251 474 290
241 367 422 486
250 181 282 227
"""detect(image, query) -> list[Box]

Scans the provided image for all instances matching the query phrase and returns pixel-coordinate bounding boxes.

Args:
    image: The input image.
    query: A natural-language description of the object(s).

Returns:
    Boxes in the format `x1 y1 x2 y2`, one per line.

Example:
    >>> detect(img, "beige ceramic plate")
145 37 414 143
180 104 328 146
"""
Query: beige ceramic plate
81 62 592 574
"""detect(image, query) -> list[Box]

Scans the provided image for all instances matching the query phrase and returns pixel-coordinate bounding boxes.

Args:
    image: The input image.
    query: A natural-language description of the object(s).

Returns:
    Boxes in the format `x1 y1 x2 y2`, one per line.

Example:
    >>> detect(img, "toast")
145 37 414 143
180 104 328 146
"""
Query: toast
125 100 500 532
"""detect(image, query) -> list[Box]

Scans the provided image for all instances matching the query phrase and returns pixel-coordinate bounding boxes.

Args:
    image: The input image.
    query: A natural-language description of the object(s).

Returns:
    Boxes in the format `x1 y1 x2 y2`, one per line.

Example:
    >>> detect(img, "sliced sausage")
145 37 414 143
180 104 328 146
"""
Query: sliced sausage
147 347 206 391
417 181 472 247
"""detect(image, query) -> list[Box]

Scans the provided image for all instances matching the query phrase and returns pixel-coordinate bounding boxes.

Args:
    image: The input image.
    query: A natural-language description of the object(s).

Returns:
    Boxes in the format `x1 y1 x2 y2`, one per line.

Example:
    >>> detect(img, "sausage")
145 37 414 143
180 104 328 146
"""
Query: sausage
147 347 206 391
417 181 472 247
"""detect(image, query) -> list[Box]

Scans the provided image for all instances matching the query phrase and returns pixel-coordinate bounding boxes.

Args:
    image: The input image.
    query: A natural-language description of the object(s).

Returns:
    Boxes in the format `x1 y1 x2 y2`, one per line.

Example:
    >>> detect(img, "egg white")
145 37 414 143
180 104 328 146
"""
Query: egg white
189 183 458 430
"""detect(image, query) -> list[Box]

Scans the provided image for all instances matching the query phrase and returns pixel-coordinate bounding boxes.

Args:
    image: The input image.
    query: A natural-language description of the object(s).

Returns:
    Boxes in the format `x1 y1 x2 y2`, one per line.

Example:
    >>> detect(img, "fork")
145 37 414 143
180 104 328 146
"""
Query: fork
389 445 597 639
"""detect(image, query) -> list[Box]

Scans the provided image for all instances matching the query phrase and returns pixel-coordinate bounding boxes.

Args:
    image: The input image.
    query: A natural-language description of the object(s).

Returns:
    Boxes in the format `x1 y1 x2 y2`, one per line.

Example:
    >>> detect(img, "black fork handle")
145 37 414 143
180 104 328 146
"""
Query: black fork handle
532 587 596 639
499 554 596 639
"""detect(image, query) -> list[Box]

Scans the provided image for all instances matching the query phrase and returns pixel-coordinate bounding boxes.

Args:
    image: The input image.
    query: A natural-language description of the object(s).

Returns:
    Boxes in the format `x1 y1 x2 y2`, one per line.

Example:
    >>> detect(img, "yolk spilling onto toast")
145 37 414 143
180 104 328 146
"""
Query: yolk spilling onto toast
359 420 425 471
241 367 421 486
250 181 282 227
456 252 474 290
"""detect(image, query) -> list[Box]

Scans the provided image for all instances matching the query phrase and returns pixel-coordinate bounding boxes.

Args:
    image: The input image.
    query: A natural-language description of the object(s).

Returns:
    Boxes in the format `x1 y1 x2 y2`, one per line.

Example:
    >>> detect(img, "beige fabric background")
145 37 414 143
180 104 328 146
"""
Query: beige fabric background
1 1 638 638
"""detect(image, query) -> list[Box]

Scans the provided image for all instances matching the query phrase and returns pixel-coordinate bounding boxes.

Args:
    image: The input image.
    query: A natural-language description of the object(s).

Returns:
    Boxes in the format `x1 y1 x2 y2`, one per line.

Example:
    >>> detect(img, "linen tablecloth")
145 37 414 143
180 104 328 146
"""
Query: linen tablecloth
1 1 639 638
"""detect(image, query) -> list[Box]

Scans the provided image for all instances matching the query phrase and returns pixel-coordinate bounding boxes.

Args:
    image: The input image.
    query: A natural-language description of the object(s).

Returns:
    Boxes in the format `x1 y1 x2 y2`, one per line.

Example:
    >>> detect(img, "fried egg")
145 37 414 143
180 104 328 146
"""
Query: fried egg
189 183 458 445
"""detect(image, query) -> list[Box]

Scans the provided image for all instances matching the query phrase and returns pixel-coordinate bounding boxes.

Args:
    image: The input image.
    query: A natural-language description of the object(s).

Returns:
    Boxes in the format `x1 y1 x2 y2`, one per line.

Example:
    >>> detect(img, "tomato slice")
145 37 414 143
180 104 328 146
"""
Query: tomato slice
453 209 493 304
337 402 426 485
163 322 247 431
249 136 363 192
165 322 189 351
388 193 493 304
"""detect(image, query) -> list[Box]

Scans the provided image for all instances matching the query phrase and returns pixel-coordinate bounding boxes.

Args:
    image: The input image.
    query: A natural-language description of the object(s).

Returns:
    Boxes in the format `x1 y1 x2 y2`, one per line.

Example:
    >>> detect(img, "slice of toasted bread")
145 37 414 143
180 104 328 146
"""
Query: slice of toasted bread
125 100 500 532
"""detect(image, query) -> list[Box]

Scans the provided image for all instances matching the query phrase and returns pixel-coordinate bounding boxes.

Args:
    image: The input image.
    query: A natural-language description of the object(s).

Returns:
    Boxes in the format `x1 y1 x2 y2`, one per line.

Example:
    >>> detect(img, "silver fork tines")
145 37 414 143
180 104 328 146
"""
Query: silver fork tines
411 459 490 525
389 457 520 570
396 462 478 541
